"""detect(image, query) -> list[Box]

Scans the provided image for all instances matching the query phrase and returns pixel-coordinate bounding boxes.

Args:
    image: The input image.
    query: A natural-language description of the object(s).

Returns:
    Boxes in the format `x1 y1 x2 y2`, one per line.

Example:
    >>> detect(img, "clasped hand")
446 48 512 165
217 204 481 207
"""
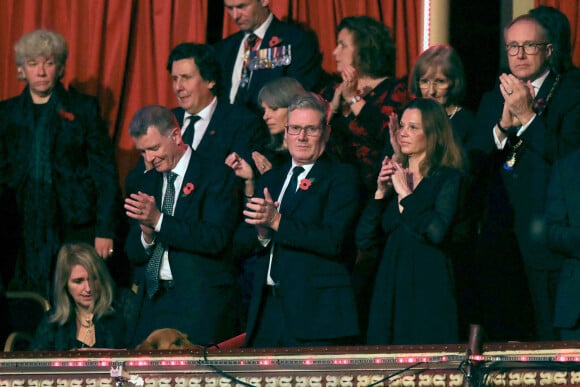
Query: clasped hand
498 73 535 127
243 188 281 236
375 156 412 199
124 192 161 241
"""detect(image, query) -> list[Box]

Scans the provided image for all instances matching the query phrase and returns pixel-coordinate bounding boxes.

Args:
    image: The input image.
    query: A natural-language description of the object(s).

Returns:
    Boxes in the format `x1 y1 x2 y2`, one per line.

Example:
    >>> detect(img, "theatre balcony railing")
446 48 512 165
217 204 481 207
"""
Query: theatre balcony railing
0 340 579 387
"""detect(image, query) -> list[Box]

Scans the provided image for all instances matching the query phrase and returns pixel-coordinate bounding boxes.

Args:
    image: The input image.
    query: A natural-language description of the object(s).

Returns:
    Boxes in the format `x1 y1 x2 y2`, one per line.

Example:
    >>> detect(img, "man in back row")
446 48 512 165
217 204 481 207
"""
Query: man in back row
469 14 580 340
215 0 323 115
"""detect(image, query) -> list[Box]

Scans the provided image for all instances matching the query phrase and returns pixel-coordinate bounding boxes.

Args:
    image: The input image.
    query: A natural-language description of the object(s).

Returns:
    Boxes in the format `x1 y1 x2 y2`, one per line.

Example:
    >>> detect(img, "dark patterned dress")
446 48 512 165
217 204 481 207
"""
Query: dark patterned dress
321 77 409 200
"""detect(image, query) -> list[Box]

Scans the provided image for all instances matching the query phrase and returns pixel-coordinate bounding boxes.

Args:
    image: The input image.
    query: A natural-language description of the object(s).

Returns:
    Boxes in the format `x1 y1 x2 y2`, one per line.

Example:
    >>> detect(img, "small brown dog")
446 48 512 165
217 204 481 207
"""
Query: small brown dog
136 328 201 350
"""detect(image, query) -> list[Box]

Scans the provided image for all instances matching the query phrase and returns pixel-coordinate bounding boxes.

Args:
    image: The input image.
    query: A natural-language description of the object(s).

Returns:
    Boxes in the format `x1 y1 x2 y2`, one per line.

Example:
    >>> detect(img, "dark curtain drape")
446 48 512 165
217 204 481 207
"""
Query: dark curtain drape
0 0 418 188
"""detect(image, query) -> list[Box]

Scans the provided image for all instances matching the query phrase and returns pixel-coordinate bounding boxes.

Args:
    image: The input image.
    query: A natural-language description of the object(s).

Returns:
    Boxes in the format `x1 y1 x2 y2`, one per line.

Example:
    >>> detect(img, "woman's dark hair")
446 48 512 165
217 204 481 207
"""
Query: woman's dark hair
529 6 575 74
337 16 396 78
395 98 463 176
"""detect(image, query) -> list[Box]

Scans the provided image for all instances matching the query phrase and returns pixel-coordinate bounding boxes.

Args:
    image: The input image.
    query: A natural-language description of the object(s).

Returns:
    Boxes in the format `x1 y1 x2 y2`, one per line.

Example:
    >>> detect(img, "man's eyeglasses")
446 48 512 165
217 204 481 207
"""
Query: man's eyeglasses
286 125 323 137
418 79 449 90
505 42 550 56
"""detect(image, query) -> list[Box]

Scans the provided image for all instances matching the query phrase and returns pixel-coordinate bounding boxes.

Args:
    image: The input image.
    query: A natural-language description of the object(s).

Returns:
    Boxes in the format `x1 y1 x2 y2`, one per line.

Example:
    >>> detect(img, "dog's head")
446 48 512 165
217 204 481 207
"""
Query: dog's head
136 328 201 350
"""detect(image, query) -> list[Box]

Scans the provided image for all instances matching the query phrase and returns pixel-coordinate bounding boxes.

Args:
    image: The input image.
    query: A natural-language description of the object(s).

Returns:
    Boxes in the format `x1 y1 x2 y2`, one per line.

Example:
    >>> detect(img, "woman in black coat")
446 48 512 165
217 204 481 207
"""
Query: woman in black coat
357 99 463 345
0 29 120 297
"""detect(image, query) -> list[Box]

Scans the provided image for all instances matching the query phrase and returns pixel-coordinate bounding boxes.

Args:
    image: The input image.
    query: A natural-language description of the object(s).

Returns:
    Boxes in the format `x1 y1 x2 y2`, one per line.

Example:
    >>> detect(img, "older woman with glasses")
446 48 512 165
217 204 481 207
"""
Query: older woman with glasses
408 44 475 145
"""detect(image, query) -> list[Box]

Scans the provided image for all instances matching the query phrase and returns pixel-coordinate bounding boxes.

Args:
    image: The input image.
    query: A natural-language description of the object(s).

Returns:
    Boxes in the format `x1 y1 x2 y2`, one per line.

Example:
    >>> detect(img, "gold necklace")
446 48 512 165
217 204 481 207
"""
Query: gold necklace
76 311 94 331
76 311 96 347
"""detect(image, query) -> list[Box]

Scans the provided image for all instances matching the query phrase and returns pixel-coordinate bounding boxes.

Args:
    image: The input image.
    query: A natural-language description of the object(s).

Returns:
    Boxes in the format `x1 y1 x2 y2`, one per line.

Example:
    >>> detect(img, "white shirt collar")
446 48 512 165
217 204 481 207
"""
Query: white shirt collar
532 69 550 94
170 145 192 179
183 96 217 123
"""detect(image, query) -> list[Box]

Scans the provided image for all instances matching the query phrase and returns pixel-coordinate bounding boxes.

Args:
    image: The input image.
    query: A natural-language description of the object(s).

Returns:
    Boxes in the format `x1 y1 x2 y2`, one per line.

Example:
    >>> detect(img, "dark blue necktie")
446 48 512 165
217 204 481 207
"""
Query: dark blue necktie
146 171 178 299
280 166 304 215
181 115 200 147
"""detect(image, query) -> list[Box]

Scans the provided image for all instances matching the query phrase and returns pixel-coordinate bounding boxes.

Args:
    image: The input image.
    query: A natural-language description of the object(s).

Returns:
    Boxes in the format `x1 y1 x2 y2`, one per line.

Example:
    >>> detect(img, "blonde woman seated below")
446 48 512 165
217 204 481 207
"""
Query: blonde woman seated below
31 243 125 350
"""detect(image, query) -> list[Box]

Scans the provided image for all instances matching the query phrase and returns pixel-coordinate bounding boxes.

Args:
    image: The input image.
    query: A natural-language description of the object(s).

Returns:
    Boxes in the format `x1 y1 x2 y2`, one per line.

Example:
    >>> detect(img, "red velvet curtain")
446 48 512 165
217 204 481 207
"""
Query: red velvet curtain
536 0 580 66
0 0 418 188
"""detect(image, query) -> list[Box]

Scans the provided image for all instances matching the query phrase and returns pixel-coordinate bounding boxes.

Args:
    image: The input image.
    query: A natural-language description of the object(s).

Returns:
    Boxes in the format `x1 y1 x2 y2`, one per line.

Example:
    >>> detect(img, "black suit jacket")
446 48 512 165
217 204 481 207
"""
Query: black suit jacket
546 149 580 327
0 83 120 238
172 99 266 163
468 71 580 269
214 16 323 113
125 151 240 345
235 154 360 342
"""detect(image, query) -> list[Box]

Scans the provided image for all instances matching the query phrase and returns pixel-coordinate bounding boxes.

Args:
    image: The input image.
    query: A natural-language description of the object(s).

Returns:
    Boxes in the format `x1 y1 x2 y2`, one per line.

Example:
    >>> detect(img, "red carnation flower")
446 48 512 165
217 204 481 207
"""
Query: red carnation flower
58 109 75 121
299 178 312 191
269 36 281 47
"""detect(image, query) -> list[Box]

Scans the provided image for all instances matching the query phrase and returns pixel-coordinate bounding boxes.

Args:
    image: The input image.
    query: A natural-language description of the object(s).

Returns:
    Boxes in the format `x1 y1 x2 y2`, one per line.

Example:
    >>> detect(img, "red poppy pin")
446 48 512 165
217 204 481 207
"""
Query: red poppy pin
58 109 75 122
299 178 314 191
532 98 546 113
181 182 195 197
269 36 281 47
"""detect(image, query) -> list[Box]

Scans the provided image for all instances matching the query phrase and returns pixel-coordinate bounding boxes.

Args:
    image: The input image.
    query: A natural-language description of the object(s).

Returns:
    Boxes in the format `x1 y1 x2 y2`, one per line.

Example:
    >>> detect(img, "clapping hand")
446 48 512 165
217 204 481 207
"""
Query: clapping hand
244 188 281 234
252 151 273 175
391 162 413 199
388 112 401 156
375 156 396 199
225 152 254 180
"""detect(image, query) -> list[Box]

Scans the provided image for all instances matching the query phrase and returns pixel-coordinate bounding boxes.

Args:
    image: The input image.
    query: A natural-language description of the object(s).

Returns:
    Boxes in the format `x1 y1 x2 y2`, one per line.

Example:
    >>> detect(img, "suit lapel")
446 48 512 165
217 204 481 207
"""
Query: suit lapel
281 155 328 215
174 152 202 215
535 72 556 100
196 100 224 153
533 72 560 116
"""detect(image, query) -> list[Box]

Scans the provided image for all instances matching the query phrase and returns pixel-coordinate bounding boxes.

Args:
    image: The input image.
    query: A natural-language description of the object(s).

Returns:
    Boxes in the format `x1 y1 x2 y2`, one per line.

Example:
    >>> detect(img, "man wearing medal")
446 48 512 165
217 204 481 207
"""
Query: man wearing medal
469 14 580 341
214 0 323 115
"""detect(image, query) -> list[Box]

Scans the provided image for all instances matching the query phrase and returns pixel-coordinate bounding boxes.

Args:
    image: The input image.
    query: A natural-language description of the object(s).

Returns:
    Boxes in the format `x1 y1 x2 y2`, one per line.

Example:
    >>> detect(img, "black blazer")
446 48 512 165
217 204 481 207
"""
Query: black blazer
468 71 580 269
214 16 323 113
546 149 580 328
0 83 120 243
235 154 360 342
31 309 126 351
172 99 267 163
125 151 240 345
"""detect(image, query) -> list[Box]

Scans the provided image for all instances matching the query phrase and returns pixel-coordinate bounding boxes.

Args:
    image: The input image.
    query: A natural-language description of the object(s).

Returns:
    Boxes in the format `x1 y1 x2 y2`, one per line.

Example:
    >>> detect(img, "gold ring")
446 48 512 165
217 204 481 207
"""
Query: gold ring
109 248 114 253
261 164 266 169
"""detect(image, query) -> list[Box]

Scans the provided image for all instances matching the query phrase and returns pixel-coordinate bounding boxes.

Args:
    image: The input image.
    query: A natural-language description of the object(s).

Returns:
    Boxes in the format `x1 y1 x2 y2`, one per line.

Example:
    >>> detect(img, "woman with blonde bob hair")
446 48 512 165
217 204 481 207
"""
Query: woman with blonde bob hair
31 243 125 350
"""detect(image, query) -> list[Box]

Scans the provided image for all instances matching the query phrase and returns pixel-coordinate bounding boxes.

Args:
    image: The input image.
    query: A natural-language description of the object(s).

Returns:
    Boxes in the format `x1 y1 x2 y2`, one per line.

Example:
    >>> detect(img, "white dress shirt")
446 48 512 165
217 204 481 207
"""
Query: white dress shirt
141 146 193 280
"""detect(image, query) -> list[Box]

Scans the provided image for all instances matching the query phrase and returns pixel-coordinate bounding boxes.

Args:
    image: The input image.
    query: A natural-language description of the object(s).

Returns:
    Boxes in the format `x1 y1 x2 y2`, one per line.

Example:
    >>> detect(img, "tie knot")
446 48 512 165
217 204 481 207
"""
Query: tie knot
292 166 305 176
246 33 258 49
166 171 178 185
187 115 201 125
